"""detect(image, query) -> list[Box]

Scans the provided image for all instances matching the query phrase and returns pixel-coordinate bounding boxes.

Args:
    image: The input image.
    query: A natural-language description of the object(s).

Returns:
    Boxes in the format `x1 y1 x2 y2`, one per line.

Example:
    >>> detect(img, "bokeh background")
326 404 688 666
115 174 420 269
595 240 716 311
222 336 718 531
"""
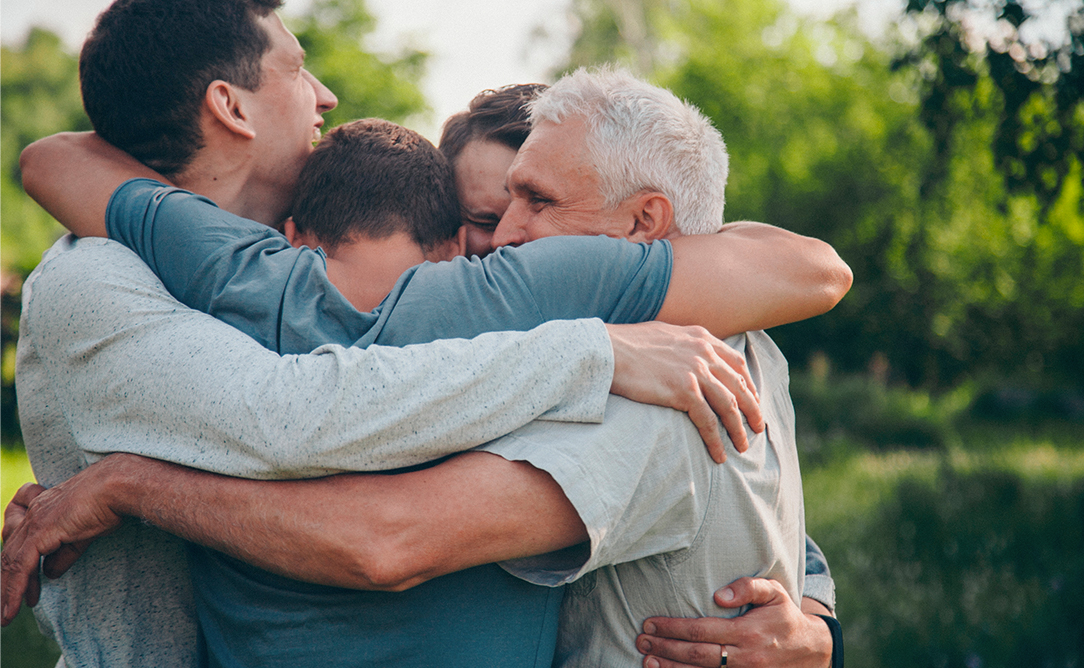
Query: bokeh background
2 0 1082 666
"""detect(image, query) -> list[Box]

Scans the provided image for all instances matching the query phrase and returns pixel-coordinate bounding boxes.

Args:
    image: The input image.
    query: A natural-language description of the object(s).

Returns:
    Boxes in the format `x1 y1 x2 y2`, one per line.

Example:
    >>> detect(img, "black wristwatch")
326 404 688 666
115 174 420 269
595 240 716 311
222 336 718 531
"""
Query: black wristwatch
814 614 843 668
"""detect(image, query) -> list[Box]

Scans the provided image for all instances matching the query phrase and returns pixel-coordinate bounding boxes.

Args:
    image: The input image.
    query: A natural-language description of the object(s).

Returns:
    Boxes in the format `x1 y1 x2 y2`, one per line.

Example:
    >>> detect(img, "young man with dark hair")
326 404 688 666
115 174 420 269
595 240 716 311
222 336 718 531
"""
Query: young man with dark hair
282 118 466 310
79 0 286 177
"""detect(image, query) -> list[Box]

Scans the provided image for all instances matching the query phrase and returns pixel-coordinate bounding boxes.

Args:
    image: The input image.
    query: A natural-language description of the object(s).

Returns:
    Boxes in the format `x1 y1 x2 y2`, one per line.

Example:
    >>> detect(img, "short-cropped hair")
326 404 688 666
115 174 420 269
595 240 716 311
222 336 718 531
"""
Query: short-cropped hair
439 83 549 165
290 119 461 252
529 67 729 234
80 0 282 176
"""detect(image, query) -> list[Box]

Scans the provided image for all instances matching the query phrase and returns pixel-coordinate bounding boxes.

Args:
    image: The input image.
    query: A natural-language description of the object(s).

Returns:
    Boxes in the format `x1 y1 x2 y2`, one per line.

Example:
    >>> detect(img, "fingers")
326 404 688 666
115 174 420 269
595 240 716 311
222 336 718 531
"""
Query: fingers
696 379 745 457
0 530 40 626
605 322 763 462
643 615 730 644
685 395 726 464
715 577 789 609
710 344 763 435
639 634 729 668
2 484 45 543
42 540 93 579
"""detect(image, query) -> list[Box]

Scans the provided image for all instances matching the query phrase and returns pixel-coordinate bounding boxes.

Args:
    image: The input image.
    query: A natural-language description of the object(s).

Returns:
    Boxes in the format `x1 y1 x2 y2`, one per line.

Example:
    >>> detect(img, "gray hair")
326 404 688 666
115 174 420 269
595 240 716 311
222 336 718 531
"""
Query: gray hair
528 66 728 234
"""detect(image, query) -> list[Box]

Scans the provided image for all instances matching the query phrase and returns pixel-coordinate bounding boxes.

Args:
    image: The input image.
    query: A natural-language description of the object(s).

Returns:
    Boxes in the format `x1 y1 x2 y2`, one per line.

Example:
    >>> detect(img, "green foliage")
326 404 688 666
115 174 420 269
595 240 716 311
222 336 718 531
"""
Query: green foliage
0 605 60 668
901 0 1084 209
561 0 1084 389
1 28 91 444
823 467 1084 667
289 0 429 128
790 369 969 461
1 28 89 276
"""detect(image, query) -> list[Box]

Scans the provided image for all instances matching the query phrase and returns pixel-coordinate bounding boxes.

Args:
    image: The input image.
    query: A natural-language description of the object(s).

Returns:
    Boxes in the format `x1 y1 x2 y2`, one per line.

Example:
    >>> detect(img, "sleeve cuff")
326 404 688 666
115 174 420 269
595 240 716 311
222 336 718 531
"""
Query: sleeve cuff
803 573 836 613
534 318 613 424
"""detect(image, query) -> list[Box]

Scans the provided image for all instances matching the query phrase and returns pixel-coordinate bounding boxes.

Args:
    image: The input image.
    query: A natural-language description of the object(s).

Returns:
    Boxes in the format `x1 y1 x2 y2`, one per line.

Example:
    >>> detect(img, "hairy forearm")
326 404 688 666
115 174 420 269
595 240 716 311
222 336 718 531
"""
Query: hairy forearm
20 131 162 238
102 451 586 591
101 454 357 585
662 222 853 338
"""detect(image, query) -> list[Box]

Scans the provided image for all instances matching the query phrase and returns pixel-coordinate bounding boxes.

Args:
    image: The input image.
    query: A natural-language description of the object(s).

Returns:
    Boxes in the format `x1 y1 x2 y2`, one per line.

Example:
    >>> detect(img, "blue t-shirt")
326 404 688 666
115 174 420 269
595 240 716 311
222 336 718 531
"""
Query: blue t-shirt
105 178 673 668
106 179 672 355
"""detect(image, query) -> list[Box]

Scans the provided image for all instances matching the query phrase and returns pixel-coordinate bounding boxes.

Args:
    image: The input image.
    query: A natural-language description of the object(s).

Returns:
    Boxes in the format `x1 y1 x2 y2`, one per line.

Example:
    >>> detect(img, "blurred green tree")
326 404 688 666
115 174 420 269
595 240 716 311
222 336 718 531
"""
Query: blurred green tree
900 0 1083 209
289 0 429 129
1 28 90 445
1 28 89 277
559 0 1084 390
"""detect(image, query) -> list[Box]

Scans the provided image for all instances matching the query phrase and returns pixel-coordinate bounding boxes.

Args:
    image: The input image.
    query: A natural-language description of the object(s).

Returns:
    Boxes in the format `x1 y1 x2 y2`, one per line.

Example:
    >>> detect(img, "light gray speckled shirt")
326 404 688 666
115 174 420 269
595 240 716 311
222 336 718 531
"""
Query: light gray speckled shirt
16 235 615 668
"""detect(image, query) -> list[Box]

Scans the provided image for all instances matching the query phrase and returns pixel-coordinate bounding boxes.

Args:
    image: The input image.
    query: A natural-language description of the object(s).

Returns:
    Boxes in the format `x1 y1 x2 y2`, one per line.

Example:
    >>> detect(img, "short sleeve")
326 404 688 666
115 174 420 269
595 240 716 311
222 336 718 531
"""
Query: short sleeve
105 178 372 354
368 235 673 347
484 394 716 586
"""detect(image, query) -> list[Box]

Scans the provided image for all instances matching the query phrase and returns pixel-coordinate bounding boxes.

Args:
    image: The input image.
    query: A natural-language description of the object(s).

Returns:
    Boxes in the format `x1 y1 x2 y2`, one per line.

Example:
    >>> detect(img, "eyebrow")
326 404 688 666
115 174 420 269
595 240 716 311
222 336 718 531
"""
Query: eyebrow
461 207 501 222
510 175 556 201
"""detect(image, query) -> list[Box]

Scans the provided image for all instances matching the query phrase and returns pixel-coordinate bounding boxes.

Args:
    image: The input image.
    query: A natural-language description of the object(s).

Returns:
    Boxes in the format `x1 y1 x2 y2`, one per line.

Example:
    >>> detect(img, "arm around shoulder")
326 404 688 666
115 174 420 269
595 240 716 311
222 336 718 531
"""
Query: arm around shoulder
20 131 164 238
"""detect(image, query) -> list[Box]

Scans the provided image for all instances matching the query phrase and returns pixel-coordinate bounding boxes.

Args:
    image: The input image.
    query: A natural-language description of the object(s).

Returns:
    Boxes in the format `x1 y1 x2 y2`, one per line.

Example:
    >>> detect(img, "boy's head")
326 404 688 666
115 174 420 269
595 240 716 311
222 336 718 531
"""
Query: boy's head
80 0 284 176
288 118 462 258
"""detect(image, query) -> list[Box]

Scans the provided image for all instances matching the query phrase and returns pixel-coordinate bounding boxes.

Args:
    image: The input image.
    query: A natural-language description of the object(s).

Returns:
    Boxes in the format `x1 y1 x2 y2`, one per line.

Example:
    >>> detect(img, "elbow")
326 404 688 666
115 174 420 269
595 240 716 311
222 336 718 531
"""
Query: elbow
19 138 48 201
823 251 853 310
344 545 420 592
806 239 852 313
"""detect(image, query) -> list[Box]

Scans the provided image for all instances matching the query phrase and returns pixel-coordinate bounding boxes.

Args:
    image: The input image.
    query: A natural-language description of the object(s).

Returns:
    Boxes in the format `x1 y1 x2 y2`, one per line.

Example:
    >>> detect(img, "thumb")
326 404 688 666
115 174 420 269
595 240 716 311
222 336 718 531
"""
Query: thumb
42 539 94 579
714 577 788 609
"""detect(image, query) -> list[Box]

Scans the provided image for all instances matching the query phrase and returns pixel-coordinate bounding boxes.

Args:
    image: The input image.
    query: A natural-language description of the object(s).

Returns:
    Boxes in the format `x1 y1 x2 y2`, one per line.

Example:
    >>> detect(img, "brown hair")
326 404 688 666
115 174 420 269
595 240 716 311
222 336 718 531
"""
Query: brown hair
438 83 549 165
80 0 282 176
290 119 460 252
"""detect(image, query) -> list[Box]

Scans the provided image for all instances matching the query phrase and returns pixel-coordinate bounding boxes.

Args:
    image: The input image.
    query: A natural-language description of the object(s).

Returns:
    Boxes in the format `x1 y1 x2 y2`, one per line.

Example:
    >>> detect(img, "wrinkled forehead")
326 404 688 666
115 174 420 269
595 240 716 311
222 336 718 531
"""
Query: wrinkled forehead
512 118 595 184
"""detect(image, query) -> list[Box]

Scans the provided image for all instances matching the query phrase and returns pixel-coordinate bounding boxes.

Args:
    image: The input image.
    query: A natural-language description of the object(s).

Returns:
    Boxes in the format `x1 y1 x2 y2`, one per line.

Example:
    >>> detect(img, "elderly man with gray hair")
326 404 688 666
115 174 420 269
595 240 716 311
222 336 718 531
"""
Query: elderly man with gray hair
491 66 842 667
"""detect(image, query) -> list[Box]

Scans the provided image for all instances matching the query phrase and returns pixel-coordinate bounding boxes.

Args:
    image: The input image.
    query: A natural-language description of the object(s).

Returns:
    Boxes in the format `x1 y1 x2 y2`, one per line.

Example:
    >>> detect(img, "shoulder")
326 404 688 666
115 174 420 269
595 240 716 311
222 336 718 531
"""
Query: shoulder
25 235 162 297
22 235 185 336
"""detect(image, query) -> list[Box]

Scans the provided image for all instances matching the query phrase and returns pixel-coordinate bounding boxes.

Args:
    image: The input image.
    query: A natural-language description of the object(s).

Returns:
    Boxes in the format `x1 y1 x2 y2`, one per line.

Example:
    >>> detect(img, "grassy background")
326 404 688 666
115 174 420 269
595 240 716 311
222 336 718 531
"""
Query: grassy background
2 374 1082 667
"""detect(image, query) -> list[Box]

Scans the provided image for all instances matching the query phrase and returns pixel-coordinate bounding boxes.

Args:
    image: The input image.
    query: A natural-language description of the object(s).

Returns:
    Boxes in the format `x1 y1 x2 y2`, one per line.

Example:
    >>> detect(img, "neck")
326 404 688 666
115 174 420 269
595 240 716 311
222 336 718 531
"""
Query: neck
173 158 292 227
323 232 429 312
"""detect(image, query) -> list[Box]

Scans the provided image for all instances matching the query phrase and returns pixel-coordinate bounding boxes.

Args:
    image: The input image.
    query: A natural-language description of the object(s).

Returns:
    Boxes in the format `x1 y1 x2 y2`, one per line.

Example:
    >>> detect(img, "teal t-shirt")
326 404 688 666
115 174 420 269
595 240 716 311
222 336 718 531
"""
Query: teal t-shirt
106 178 672 355
106 178 673 668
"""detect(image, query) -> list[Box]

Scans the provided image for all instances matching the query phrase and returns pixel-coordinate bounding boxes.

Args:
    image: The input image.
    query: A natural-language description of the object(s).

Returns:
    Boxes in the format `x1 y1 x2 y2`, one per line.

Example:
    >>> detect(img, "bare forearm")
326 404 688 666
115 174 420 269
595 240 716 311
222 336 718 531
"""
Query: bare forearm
662 222 853 338
102 454 353 585
104 451 586 591
20 131 163 238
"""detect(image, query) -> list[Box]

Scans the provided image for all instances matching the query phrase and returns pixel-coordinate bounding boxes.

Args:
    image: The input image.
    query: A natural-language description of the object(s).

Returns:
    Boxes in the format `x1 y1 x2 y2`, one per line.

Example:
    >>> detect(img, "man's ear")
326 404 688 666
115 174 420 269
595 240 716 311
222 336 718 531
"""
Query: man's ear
424 226 468 262
454 224 468 257
627 191 675 242
282 217 316 249
205 80 257 140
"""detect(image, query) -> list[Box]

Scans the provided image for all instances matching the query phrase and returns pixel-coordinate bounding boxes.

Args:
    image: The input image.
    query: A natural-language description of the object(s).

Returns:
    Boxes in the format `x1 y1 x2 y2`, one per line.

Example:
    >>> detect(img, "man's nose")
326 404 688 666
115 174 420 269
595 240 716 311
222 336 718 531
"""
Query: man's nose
492 204 529 248
306 70 338 113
